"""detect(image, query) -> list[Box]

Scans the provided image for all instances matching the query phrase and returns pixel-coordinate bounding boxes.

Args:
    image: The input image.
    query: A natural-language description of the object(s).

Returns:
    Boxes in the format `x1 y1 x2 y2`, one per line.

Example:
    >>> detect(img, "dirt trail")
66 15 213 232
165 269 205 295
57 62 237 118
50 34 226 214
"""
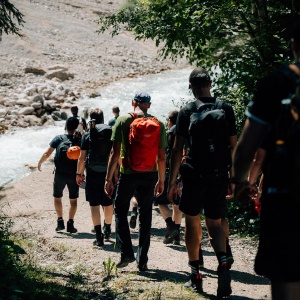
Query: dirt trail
1 166 271 299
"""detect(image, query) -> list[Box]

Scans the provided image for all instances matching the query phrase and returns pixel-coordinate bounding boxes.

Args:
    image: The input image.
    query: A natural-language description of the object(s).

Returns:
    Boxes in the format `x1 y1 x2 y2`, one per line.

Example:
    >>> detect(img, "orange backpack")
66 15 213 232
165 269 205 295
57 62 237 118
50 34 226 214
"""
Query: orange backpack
125 113 161 172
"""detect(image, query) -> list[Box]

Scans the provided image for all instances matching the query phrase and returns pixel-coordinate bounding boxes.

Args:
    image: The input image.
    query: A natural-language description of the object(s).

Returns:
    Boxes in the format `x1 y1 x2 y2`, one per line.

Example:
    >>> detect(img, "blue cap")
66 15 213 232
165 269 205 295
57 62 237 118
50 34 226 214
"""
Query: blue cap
134 92 151 103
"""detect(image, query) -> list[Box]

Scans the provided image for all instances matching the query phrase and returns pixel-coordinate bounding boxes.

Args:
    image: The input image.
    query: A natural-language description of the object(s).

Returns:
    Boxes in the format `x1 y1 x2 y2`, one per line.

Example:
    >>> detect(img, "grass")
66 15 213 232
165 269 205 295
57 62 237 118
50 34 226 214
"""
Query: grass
0 210 210 300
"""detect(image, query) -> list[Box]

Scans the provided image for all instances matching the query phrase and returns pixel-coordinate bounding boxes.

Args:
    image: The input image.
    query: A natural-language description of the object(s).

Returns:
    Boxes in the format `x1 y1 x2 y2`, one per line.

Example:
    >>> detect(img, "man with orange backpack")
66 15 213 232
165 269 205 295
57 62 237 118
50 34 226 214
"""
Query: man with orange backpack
104 92 167 271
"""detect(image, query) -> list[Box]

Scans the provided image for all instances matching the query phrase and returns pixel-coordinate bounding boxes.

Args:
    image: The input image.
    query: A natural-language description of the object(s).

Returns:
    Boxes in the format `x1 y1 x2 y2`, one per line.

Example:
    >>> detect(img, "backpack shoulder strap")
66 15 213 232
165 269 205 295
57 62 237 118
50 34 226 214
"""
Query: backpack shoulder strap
129 112 138 119
215 99 224 109
185 101 198 113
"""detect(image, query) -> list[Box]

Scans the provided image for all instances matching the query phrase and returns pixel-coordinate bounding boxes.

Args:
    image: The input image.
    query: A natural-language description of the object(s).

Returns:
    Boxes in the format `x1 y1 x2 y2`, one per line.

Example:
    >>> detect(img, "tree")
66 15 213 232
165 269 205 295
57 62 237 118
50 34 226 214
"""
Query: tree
97 0 300 99
0 0 25 41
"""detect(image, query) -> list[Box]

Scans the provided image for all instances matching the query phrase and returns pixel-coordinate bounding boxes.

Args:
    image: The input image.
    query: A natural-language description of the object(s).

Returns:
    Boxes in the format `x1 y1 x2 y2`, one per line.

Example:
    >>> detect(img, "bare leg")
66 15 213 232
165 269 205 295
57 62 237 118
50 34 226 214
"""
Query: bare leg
69 198 77 220
185 214 201 261
54 197 63 218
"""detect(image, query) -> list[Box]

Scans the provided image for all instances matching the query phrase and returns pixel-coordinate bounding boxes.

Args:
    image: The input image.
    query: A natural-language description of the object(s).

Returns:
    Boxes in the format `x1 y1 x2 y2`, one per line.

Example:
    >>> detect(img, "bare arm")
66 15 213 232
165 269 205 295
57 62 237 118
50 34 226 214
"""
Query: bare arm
154 147 166 197
104 141 121 198
248 148 266 185
76 150 87 185
233 118 269 200
37 147 55 171
167 135 185 202
233 118 269 182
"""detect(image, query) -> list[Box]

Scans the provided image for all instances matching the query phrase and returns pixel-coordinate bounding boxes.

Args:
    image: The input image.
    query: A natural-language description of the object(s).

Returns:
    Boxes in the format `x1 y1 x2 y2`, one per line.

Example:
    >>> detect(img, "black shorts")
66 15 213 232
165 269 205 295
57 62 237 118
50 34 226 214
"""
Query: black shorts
85 168 113 207
154 179 170 205
179 173 228 219
53 171 79 199
255 192 300 282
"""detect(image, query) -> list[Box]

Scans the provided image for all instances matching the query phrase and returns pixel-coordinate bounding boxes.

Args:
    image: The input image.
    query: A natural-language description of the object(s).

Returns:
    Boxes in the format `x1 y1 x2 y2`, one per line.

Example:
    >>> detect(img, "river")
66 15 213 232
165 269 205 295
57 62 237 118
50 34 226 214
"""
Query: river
0 68 192 187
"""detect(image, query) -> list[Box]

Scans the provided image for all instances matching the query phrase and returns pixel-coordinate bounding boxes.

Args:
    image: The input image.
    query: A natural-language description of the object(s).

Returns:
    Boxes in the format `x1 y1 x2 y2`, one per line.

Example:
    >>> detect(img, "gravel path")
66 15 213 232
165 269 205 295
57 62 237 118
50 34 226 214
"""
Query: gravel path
1 166 271 299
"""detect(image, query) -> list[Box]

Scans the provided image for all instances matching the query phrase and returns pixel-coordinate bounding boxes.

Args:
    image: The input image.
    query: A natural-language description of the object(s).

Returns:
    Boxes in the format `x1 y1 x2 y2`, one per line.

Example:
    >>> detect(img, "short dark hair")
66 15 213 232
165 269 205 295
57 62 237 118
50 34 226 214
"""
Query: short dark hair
189 67 211 88
71 106 79 113
168 110 179 125
66 117 79 131
90 108 104 124
112 106 120 113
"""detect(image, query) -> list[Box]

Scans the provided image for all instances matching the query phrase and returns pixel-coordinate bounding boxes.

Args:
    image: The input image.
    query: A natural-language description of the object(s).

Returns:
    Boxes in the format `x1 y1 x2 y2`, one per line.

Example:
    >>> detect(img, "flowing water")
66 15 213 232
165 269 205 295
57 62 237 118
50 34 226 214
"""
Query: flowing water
0 68 193 187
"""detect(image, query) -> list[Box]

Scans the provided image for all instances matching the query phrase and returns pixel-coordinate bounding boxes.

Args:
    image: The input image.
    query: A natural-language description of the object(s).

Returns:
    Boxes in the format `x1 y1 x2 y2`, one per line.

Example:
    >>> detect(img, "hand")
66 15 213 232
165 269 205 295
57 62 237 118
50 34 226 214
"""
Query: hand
154 180 164 198
233 180 252 203
226 183 234 199
167 183 178 204
76 174 85 186
104 180 115 199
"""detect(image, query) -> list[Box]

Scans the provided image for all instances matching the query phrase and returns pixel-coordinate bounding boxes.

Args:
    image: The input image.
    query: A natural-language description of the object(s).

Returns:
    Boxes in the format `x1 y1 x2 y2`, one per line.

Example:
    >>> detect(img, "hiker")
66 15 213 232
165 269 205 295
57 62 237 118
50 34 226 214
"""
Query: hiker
76 108 114 247
156 110 182 245
167 67 237 298
37 117 80 233
65 105 87 135
233 21 300 300
108 105 120 127
104 91 167 271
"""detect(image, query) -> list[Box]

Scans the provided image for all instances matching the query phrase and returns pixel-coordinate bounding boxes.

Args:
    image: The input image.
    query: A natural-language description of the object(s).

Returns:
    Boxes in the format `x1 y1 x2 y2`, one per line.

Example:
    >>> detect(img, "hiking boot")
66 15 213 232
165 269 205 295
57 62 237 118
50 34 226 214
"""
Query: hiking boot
56 219 65 231
199 248 204 269
129 213 137 229
226 244 234 270
173 232 181 245
116 256 135 268
66 220 77 233
217 264 232 298
163 224 179 244
184 274 203 294
93 233 104 247
137 262 148 272
103 223 111 240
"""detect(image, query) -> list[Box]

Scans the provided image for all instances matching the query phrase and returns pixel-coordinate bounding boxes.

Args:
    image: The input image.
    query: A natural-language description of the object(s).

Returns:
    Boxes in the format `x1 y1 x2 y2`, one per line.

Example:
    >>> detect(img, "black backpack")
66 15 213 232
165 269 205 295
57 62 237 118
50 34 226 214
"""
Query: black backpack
186 100 232 176
86 124 113 172
54 135 78 173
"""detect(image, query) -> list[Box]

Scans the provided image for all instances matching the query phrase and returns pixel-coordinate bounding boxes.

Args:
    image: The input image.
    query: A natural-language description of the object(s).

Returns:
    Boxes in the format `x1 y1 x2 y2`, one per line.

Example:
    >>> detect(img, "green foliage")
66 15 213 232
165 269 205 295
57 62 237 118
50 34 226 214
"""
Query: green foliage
102 257 118 281
0 0 25 41
97 0 300 98
227 198 260 237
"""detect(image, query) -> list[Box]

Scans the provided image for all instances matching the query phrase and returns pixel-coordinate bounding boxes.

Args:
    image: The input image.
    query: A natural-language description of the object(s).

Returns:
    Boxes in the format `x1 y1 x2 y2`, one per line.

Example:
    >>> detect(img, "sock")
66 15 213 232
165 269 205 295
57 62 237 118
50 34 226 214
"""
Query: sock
58 217 63 221
68 219 74 223
104 222 111 227
175 224 180 230
216 251 227 266
94 224 102 234
189 260 200 275
165 217 174 226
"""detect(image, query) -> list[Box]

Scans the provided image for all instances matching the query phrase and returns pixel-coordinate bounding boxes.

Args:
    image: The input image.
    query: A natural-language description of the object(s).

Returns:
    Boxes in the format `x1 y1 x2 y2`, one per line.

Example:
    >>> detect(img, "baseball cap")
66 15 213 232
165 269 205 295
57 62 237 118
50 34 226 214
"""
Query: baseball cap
134 92 151 103
189 67 210 83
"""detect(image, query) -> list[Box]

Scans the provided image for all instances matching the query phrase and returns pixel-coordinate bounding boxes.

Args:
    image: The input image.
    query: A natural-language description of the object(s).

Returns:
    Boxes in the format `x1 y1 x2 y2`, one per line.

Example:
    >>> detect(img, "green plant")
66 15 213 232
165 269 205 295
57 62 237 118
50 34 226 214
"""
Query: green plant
102 257 118 280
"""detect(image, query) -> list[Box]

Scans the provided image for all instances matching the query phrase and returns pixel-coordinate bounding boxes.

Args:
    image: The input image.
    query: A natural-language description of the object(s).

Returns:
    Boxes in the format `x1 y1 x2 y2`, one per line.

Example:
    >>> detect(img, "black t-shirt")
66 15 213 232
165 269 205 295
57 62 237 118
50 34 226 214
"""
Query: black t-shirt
246 64 300 188
176 97 237 138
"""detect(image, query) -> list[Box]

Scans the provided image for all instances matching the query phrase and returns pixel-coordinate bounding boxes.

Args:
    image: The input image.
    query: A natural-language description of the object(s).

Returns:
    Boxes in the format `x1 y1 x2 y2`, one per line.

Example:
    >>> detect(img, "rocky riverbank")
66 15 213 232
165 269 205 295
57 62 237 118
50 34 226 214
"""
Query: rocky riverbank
0 0 188 134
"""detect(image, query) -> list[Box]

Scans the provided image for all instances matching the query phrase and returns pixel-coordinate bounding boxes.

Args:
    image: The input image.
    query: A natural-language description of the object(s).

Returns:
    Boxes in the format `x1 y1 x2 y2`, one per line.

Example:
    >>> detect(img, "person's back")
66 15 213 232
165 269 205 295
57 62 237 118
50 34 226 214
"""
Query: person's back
233 21 300 300
37 116 80 234
168 68 237 298
70 105 87 134
104 92 167 271
76 108 114 247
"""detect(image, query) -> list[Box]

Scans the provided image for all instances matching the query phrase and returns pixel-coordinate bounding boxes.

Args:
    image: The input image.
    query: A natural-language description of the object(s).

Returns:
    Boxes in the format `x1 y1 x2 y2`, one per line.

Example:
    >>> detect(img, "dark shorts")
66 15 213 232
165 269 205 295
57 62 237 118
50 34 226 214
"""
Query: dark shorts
85 168 113 207
179 173 228 219
53 171 79 199
255 192 300 282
